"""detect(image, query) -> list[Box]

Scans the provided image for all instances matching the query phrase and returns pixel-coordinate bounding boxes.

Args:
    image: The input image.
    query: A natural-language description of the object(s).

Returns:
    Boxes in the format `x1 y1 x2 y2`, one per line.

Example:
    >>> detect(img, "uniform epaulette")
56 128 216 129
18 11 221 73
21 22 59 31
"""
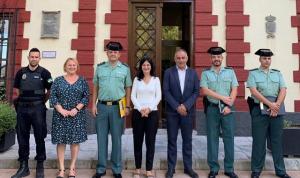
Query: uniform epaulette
203 68 210 71
97 62 105 66
271 69 280 72
122 62 129 67
249 68 258 71
224 67 233 70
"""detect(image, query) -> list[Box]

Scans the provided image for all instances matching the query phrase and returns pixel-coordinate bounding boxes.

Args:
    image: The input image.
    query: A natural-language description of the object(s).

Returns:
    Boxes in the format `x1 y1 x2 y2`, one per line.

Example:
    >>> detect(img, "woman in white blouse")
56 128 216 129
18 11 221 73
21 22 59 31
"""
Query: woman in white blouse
131 56 161 178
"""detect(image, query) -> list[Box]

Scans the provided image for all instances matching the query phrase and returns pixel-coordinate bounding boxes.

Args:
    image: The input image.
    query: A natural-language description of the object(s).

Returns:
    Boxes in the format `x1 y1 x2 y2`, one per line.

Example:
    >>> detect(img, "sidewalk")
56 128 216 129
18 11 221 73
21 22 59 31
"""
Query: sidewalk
0 129 299 172
1 169 300 178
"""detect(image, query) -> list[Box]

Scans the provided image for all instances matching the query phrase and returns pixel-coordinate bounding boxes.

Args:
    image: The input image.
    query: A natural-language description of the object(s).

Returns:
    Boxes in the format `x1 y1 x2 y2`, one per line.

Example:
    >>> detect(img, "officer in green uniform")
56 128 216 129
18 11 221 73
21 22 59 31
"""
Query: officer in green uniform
92 42 132 178
246 49 291 178
200 47 239 178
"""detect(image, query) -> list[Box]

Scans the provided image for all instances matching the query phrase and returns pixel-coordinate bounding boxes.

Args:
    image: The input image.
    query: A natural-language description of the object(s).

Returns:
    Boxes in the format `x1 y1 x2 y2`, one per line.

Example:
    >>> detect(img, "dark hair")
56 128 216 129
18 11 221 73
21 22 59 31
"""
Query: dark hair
136 56 156 81
29 48 40 55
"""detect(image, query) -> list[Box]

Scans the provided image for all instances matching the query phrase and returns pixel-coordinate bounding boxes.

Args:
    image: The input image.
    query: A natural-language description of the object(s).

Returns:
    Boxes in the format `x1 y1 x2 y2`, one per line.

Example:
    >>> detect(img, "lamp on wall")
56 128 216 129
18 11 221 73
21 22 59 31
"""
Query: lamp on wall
265 15 276 38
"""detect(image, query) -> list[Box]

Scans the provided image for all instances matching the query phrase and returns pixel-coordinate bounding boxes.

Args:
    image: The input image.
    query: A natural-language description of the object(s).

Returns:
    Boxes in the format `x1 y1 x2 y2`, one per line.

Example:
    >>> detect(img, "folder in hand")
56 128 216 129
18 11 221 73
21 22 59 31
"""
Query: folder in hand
260 96 286 115
119 97 126 118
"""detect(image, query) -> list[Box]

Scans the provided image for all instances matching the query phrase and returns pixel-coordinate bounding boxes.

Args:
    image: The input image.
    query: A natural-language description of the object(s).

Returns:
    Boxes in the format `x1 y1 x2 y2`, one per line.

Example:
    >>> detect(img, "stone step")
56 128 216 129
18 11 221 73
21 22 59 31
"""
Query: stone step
0 130 300 171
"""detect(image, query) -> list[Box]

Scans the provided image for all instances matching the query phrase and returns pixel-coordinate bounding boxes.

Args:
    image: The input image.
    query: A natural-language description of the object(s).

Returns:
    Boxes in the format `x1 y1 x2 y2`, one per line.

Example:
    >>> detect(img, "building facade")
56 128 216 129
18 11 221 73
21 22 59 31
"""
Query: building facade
1 0 299 127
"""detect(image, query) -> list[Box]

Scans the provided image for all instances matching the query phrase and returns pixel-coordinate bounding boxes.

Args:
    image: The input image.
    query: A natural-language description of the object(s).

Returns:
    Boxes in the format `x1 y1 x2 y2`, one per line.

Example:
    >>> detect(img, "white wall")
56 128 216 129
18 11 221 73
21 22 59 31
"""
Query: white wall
244 0 299 112
212 0 227 64
22 0 78 78
94 0 111 66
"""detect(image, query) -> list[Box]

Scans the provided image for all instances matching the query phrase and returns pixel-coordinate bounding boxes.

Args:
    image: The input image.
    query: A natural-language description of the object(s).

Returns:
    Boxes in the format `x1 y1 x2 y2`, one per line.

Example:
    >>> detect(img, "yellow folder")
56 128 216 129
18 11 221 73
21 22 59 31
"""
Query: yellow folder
118 97 126 118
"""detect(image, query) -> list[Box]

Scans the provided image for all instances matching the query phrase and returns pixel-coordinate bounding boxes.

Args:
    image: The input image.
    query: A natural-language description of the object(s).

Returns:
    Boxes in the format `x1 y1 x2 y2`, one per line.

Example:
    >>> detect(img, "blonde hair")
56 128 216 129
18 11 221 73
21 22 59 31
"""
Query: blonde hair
63 58 80 72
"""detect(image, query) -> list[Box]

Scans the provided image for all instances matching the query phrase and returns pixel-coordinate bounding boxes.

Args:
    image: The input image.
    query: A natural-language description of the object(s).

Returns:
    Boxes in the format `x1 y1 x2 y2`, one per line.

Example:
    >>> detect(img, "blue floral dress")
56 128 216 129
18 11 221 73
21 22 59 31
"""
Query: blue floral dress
50 76 89 144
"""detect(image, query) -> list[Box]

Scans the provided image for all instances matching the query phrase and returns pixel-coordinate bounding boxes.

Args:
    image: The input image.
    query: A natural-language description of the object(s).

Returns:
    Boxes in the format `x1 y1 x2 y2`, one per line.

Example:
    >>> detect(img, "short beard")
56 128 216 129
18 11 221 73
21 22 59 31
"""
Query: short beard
29 62 38 68
212 61 221 67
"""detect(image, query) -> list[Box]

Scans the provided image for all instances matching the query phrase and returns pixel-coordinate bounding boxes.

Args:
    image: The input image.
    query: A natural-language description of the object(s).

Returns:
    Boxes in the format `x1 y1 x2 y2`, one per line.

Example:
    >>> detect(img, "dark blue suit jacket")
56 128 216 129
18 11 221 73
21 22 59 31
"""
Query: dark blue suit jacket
163 66 199 116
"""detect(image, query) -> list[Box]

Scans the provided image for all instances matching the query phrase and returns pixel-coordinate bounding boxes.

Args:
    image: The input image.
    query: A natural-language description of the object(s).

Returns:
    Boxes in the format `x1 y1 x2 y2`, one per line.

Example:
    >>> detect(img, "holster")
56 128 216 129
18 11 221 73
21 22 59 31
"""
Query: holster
247 96 255 114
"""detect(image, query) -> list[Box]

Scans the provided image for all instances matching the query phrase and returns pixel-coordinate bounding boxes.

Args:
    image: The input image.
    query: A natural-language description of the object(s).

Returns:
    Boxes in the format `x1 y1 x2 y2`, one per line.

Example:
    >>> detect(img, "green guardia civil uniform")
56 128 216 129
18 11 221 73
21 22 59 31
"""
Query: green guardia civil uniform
93 61 132 174
246 67 287 175
200 66 239 173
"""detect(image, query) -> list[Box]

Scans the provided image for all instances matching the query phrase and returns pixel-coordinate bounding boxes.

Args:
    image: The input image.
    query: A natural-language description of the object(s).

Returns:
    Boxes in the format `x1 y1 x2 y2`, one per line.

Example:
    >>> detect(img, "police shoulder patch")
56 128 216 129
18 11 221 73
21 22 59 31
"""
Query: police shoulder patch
97 62 105 66
249 68 258 71
224 67 233 70
47 78 53 83
271 69 280 72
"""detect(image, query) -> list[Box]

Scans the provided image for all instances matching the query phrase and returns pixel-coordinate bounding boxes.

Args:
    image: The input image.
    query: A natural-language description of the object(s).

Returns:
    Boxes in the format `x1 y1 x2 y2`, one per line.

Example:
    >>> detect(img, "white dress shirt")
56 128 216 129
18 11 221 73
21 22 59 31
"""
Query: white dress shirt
177 65 187 94
131 76 162 111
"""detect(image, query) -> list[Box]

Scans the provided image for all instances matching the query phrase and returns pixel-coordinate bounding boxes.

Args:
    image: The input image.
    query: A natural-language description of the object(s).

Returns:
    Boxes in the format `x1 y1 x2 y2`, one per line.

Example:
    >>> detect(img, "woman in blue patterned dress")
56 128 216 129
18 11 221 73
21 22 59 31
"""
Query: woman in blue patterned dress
50 58 89 178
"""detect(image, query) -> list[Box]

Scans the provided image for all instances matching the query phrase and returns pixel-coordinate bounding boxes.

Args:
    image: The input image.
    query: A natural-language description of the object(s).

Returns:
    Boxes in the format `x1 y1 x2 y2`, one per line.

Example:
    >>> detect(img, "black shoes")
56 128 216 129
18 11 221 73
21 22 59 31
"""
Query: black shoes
11 161 30 178
113 173 122 178
251 172 260 178
92 172 121 178
36 161 44 178
184 169 199 178
276 173 291 178
208 171 218 178
165 169 175 178
224 172 238 178
92 171 106 178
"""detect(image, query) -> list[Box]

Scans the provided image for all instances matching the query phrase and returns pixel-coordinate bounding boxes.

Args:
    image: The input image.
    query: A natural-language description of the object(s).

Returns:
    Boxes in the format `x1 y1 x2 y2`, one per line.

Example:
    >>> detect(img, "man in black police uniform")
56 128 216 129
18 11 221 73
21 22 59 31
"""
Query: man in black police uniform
12 48 52 178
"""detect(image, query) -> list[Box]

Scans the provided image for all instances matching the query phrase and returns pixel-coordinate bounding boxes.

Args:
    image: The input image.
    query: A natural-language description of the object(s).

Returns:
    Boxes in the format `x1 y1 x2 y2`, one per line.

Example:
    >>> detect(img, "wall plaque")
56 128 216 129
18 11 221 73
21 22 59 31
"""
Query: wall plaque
41 11 60 38
42 51 56 58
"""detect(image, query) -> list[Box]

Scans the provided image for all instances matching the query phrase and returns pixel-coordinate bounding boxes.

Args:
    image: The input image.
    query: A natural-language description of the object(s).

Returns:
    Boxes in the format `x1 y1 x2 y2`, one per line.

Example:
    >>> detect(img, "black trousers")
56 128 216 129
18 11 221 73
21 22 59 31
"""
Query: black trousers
132 109 158 170
16 104 47 161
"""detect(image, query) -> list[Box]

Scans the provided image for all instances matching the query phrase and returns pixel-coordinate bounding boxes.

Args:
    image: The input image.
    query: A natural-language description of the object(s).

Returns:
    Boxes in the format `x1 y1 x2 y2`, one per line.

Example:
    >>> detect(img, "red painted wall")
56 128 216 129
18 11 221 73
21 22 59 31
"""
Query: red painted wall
194 0 218 110
225 0 250 111
72 0 96 108
292 0 300 112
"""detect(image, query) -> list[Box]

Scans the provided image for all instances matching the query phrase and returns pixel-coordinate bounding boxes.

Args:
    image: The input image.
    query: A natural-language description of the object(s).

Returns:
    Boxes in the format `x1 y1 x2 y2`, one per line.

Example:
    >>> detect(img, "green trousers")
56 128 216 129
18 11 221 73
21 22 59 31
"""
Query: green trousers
206 105 235 172
250 105 286 175
95 104 124 174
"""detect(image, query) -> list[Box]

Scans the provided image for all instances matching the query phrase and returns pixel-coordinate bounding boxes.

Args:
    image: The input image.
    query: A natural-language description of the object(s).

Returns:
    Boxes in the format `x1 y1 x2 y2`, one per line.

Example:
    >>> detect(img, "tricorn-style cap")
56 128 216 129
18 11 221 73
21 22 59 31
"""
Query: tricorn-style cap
106 41 123 51
207 47 226 55
255 49 273 57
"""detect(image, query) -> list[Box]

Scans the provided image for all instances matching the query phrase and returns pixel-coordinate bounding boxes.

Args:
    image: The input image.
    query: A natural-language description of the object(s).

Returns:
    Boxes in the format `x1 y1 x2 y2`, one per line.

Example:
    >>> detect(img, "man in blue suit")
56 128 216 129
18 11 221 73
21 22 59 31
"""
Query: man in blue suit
163 48 200 178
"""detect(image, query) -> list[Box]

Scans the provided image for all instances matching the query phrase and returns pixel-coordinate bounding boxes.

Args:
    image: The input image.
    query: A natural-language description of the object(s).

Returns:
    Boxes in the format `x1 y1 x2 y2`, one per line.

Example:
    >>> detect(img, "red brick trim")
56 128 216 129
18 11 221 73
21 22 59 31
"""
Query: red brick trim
1 0 30 101
292 0 300 112
104 0 128 63
72 0 96 107
226 0 250 111
195 0 218 109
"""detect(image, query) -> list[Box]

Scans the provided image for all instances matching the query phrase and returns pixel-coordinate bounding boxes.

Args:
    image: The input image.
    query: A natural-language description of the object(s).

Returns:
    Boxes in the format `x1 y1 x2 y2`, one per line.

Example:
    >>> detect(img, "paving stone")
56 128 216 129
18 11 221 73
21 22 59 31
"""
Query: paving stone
0 129 300 171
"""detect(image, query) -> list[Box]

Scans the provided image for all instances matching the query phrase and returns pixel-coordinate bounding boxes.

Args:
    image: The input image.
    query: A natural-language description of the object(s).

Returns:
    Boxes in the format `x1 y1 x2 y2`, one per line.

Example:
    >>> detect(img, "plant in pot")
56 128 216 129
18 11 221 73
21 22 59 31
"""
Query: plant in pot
267 119 300 157
0 101 17 152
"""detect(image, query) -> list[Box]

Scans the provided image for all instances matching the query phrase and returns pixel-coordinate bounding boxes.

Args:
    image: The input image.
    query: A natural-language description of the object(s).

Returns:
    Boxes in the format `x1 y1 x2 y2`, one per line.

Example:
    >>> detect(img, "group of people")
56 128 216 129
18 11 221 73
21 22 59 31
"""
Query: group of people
11 41 291 178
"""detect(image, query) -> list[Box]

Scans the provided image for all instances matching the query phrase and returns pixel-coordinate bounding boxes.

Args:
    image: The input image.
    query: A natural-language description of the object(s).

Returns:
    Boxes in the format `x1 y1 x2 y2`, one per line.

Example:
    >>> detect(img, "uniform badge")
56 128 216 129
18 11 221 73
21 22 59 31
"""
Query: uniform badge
22 74 26 80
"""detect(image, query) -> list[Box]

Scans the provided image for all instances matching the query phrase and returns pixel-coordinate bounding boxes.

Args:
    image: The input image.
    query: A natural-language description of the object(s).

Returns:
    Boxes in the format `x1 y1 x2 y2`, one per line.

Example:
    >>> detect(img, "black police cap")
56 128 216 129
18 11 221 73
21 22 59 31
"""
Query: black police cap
106 41 123 51
207 47 226 55
255 49 273 57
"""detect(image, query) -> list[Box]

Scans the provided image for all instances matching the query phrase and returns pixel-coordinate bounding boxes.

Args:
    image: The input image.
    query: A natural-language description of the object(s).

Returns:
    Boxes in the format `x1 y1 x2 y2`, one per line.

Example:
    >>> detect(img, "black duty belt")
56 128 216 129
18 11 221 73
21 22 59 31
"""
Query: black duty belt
99 100 119 106
208 102 218 107
18 100 44 107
